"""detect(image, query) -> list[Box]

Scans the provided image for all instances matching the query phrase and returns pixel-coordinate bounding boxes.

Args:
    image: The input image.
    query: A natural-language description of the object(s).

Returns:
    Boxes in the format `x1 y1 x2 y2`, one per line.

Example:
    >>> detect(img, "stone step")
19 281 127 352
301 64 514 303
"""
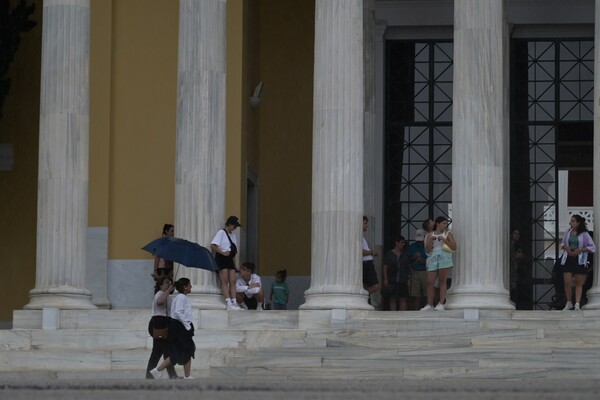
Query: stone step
6 309 600 379
210 365 600 380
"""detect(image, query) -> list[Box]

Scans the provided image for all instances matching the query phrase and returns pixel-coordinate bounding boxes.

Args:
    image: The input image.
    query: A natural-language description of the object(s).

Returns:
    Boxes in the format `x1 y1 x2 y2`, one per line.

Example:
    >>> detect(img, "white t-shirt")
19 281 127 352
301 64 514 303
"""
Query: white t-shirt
151 290 172 317
363 237 373 261
211 229 238 252
236 273 262 298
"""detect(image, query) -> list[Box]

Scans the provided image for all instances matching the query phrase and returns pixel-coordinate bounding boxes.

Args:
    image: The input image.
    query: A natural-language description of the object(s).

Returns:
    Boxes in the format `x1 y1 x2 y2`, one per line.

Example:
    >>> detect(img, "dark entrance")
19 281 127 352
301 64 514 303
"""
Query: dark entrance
384 37 594 310
384 40 453 246
511 38 594 309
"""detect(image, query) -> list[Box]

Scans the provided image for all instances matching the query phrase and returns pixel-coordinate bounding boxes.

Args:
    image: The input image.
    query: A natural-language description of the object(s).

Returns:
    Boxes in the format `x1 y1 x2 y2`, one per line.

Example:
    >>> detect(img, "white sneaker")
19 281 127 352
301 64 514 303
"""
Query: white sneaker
420 304 433 311
149 368 163 379
183 375 195 380
434 303 445 311
563 301 573 311
230 302 242 310
574 303 581 311
240 302 249 310
257 302 264 311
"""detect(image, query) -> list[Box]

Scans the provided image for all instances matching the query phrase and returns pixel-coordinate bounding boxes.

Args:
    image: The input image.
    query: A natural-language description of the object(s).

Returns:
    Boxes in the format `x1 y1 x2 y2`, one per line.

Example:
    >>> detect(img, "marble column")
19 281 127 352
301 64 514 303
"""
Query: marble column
445 0 513 310
174 0 227 309
363 0 375 222
582 0 600 309
25 0 95 310
301 0 371 310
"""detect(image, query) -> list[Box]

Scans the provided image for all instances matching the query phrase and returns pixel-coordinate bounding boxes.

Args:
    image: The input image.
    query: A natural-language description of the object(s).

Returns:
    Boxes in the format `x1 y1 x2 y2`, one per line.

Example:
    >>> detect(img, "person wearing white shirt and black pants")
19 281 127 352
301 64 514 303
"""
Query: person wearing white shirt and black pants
149 278 196 379
236 262 265 310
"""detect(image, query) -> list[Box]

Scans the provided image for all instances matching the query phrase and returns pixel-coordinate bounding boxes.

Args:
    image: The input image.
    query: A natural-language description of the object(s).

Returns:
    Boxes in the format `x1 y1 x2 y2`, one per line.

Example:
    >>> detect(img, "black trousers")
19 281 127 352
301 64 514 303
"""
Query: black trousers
146 337 177 378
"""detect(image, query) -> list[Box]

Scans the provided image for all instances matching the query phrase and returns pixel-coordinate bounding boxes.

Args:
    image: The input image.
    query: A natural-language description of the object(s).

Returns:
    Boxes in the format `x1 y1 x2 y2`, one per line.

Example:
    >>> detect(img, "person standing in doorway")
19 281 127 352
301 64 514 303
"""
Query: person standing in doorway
382 235 409 311
211 216 242 310
421 216 456 311
560 214 595 310
406 229 428 310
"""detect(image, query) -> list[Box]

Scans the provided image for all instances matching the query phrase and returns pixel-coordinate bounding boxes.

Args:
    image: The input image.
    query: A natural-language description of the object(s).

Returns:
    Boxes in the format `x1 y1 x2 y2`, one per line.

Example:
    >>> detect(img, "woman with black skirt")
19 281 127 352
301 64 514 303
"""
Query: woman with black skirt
149 278 196 379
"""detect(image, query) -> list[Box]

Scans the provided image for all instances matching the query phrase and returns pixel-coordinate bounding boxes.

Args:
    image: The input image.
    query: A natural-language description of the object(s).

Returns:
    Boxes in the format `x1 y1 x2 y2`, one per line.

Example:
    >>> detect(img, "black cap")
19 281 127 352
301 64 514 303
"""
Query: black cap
226 216 241 227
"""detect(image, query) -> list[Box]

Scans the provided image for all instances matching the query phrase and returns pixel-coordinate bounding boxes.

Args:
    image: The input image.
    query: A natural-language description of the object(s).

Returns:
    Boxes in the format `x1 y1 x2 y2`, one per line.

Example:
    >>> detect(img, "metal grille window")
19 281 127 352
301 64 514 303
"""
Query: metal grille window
511 39 593 310
385 40 453 244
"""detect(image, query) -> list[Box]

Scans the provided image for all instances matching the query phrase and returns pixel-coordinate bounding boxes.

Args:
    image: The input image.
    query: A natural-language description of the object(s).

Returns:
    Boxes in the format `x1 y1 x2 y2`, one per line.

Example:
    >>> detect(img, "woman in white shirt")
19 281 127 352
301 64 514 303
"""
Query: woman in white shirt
149 278 196 379
211 216 242 310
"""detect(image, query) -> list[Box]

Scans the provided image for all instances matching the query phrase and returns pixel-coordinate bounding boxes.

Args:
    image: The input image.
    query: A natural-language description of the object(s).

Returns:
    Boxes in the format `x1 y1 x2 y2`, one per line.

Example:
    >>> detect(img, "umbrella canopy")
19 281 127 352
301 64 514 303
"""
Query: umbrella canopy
142 237 218 272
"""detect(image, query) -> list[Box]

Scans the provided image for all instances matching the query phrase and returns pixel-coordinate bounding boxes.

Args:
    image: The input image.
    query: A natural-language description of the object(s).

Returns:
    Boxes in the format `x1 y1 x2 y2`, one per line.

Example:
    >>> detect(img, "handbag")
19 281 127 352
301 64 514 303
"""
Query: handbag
151 313 170 340
442 242 455 253
152 325 169 339
441 231 455 253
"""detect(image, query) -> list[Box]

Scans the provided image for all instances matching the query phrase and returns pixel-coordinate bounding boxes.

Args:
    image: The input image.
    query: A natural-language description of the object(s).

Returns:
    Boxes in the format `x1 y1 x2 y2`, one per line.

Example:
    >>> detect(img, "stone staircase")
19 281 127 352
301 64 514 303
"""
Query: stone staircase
2 308 600 379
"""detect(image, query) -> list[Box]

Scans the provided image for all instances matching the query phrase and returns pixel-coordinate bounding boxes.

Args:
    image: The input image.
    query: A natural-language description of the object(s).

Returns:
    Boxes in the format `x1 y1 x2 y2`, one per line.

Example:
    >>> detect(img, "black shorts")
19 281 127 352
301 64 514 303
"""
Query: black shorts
241 294 258 310
215 253 236 270
564 255 589 275
362 260 379 286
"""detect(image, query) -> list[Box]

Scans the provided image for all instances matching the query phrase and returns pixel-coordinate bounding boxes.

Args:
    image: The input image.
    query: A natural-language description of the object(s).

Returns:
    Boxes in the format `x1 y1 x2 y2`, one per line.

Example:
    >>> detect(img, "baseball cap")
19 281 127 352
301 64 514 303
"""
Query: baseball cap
226 216 241 227
414 229 425 241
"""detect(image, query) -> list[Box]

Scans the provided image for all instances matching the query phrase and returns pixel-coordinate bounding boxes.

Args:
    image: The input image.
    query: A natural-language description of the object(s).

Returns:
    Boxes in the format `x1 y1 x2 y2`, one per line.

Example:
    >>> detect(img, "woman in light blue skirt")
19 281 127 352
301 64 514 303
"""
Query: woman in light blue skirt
420 216 456 311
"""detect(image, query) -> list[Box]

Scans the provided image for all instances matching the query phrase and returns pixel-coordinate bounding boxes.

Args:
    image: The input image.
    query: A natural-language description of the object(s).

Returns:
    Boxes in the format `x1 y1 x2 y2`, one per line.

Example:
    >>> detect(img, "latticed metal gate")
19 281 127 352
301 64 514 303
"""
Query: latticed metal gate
385 37 593 310
511 39 594 309
384 40 453 246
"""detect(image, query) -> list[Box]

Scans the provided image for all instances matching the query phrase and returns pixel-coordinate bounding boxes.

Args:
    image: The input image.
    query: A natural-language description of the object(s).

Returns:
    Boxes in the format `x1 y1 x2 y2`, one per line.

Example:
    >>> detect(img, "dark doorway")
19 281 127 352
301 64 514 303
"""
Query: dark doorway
510 38 594 309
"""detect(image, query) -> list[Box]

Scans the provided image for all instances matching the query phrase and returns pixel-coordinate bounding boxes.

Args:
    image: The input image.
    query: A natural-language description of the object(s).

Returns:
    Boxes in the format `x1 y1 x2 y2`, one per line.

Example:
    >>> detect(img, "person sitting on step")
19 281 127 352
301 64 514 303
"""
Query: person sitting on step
235 262 265 310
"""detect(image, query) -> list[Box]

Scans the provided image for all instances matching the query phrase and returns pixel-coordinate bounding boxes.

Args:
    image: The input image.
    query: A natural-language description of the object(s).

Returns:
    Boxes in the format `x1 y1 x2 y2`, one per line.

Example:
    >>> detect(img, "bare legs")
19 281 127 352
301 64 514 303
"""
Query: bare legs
155 357 192 378
426 268 450 307
437 268 450 305
563 272 587 305
219 268 237 300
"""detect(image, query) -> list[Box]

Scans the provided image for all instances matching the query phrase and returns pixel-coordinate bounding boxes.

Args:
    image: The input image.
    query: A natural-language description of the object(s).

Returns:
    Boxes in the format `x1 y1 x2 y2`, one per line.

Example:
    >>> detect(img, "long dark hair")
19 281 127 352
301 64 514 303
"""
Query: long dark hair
572 214 589 235
433 216 448 232
174 277 190 294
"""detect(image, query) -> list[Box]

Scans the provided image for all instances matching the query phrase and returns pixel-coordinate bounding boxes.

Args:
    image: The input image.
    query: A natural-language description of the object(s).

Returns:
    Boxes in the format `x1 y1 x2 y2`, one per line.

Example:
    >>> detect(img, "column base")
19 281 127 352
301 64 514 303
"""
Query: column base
188 293 227 310
583 288 600 309
300 293 373 310
25 287 96 310
446 289 514 310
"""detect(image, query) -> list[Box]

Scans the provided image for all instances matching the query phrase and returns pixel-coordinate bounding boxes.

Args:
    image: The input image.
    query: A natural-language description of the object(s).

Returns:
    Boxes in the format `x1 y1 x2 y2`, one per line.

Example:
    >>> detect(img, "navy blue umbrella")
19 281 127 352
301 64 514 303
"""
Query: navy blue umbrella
142 236 218 272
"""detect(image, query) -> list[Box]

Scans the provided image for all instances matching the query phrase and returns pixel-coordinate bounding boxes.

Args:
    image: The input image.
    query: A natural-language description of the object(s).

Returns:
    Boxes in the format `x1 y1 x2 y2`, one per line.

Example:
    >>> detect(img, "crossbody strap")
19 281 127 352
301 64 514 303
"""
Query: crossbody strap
223 229 234 247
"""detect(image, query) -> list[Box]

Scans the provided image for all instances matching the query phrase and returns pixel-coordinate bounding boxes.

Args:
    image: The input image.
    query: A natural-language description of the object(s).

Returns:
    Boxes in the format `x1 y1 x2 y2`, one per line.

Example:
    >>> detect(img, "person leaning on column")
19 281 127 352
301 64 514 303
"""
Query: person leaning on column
362 216 380 303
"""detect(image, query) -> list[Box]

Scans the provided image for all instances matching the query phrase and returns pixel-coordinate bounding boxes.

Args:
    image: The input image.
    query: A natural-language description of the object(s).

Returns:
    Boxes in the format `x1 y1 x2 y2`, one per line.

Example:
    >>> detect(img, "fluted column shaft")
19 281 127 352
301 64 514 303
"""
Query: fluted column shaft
175 0 227 309
363 0 375 222
301 0 370 310
446 0 513 309
25 0 95 310
583 0 600 309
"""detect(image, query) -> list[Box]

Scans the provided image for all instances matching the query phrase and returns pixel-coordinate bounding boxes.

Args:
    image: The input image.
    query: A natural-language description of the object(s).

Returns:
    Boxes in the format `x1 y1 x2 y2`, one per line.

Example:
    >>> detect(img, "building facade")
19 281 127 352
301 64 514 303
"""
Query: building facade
1 0 600 325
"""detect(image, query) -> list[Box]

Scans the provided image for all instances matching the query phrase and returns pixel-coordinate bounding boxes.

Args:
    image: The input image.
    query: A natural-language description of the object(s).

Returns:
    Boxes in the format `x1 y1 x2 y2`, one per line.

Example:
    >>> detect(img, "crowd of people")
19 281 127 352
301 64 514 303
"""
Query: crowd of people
365 216 456 311
145 217 289 379
145 213 596 378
